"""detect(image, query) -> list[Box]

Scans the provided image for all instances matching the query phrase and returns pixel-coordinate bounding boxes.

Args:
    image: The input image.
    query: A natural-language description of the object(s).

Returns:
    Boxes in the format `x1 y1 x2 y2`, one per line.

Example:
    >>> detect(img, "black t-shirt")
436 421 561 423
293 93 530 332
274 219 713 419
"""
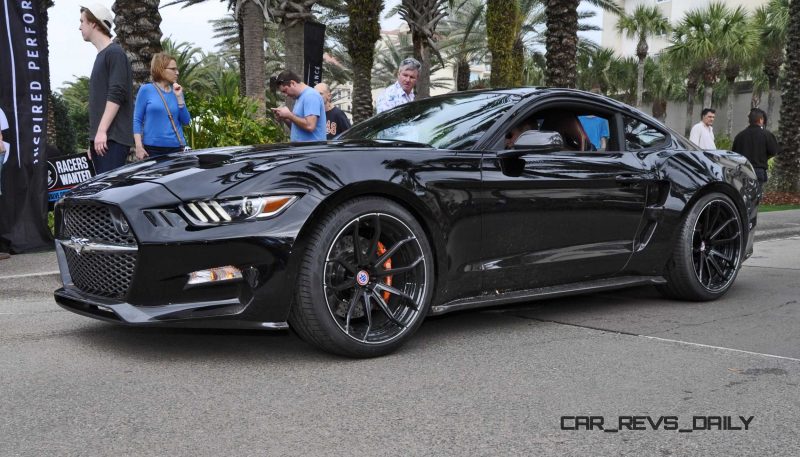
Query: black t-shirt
325 107 351 139
88 43 134 146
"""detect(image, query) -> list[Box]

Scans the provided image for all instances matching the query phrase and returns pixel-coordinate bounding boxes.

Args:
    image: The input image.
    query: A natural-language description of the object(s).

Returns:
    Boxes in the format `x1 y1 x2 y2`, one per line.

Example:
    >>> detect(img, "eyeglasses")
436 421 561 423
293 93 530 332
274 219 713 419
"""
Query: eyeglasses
166 67 179 72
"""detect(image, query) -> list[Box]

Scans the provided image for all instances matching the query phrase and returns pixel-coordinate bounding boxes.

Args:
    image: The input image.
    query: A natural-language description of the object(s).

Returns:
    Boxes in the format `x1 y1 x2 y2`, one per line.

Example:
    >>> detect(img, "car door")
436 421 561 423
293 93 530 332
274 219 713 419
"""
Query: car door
476 106 650 292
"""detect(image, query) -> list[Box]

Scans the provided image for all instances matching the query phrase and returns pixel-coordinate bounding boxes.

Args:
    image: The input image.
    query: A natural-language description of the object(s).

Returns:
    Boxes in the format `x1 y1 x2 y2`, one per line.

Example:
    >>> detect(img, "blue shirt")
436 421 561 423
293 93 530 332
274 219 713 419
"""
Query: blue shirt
133 83 191 147
291 87 326 142
578 115 609 150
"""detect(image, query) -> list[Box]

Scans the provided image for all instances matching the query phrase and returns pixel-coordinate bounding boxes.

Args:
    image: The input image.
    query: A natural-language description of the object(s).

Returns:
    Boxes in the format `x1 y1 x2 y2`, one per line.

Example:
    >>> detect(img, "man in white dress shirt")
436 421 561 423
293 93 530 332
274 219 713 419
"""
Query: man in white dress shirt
376 57 421 113
689 108 717 149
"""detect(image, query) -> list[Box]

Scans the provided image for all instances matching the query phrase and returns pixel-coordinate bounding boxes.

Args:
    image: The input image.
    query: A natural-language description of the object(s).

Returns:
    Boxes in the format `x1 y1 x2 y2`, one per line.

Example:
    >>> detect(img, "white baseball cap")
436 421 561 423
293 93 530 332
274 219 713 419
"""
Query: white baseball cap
80 3 114 35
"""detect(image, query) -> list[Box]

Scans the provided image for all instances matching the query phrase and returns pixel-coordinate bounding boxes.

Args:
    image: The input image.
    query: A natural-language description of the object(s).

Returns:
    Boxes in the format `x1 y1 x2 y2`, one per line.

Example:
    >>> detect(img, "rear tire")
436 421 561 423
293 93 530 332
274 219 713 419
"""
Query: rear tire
658 193 743 301
289 197 433 357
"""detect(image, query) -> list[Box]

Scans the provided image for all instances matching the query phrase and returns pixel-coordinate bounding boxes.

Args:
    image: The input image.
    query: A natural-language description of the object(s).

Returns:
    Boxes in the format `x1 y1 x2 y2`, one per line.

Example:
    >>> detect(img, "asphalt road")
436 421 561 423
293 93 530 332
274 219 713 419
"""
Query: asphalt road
1 237 798 456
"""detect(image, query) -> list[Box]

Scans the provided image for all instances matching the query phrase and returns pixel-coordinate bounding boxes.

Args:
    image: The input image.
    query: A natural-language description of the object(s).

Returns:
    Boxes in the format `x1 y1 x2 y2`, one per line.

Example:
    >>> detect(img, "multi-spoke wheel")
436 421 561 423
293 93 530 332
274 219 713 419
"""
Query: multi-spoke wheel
658 193 743 301
289 197 433 357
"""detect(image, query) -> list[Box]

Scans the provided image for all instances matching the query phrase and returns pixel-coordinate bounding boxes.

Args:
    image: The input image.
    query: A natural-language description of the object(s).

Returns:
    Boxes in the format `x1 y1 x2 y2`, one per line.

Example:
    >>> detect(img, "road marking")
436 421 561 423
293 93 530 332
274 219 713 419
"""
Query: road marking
640 335 800 362
512 315 800 363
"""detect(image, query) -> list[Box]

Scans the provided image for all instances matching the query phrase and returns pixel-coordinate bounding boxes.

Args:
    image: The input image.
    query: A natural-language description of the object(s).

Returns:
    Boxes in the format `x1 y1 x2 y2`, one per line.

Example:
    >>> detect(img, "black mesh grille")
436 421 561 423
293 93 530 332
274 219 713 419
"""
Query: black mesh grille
60 204 138 299
63 204 136 245
64 249 137 298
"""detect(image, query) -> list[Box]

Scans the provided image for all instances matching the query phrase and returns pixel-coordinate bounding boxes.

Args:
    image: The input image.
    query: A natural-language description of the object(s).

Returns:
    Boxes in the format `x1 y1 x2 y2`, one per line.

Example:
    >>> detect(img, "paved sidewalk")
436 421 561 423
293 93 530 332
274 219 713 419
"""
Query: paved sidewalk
1 210 798 292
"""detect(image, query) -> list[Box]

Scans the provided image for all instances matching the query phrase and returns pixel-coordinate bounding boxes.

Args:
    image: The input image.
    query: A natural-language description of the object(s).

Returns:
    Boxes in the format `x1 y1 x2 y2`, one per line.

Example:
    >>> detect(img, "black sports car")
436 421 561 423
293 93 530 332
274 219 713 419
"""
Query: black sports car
54 88 760 357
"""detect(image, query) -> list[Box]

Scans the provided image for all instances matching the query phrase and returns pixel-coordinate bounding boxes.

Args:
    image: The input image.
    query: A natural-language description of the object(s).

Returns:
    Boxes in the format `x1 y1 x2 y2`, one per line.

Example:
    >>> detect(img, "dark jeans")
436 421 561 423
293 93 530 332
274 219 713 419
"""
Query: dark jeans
91 139 130 174
144 144 183 157
754 167 768 184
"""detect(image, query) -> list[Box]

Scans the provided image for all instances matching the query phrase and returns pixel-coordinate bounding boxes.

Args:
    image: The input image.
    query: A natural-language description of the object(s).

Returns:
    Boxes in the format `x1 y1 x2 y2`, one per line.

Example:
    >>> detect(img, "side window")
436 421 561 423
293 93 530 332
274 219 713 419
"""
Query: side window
624 116 667 150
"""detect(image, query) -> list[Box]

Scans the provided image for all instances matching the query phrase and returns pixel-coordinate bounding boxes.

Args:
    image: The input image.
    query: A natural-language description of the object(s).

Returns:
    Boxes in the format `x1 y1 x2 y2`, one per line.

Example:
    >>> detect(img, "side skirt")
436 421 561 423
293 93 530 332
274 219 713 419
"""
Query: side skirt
430 276 666 315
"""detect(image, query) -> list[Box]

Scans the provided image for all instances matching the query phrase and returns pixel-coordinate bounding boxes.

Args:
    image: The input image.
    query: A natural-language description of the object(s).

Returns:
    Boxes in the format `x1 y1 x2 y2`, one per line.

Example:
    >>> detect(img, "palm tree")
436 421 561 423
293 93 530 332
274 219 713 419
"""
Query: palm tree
394 0 451 99
576 46 615 93
753 0 789 127
666 3 750 111
438 0 487 91
487 0 521 87
615 4 670 108
643 56 684 123
544 0 620 88
112 0 163 90
775 0 800 193
346 0 383 122
166 0 270 116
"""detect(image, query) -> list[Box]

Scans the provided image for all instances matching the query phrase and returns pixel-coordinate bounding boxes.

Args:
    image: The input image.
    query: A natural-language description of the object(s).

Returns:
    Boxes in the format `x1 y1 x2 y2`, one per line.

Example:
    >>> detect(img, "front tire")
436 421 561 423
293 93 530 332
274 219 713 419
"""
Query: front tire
289 197 433 357
658 192 744 301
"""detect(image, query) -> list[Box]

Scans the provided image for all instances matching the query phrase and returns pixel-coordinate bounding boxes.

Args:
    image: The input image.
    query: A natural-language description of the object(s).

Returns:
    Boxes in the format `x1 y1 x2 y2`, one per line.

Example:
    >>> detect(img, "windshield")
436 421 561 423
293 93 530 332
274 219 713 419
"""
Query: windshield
340 92 521 150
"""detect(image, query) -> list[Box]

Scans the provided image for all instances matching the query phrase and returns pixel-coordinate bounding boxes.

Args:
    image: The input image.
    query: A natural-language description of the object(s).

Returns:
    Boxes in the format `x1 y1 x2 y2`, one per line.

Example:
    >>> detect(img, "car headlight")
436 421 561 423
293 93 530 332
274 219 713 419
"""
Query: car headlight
179 195 297 225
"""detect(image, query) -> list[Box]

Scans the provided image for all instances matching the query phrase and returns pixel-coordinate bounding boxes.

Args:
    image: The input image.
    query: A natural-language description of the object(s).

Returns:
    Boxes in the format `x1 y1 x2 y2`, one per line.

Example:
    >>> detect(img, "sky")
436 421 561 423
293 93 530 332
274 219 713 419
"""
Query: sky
49 0 600 92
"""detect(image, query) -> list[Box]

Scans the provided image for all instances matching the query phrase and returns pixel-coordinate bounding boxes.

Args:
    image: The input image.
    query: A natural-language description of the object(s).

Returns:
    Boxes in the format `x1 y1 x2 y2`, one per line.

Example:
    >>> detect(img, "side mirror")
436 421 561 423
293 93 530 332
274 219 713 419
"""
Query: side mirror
498 130 564 158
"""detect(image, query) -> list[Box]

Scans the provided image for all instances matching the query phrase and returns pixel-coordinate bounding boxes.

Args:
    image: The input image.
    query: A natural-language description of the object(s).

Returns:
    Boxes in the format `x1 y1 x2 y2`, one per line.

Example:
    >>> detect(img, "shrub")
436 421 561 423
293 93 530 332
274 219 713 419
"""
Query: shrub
184 92 287 149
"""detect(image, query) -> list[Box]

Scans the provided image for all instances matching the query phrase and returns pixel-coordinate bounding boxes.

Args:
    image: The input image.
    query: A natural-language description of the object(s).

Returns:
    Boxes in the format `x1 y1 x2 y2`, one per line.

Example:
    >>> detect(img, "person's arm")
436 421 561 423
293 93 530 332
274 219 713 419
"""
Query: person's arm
93 101 121 155
341 111 352 131
689 125 700 145
272 106 319 132
132 85 148 159
95 48 131 154
0 130 4 153
174 83 191 126
766 131 779 159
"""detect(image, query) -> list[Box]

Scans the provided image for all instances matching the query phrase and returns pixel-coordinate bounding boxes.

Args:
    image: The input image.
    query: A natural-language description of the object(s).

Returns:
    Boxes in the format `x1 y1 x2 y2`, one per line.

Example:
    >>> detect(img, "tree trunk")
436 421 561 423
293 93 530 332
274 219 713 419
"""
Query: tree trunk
652 99 667 122
487 0 520 88
456 58 470 91
636 56 645 108
703 86 713 111
241 1 266 118
112 0 163 91
767 78 779 128
751 89 761 109
685 80 698 137
412 28 431 99
238 14 246 97
545 0 579 88
774 0 800 193
685 94 695 137
284 22 305 110
725 93 735 139
347 0 383 123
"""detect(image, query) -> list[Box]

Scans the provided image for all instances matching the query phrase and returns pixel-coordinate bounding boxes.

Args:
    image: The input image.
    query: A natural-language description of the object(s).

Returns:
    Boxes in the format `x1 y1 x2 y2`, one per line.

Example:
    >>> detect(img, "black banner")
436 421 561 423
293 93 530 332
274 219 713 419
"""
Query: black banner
0 0 52 253
303 22 326 87
47 153 96 209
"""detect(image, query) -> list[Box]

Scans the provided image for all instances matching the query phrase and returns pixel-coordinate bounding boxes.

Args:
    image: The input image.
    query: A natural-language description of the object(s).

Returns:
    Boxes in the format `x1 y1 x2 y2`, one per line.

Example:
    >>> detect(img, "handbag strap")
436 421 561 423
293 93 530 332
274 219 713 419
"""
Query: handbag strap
153 83 185 147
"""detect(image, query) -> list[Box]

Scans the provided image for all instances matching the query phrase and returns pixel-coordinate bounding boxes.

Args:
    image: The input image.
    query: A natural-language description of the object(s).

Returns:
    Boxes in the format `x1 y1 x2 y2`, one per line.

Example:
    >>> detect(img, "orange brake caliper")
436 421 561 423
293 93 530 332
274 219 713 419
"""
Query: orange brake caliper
376 242 392 301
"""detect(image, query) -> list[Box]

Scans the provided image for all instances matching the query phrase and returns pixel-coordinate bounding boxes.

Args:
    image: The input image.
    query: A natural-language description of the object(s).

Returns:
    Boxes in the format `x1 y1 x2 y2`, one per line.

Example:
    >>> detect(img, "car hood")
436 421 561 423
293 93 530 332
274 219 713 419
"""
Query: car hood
68 140 430 202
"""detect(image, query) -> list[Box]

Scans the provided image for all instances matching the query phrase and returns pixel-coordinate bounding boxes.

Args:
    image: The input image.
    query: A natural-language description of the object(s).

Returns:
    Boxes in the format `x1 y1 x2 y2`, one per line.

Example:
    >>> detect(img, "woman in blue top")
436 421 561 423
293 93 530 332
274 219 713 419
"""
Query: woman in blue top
133 53 191 159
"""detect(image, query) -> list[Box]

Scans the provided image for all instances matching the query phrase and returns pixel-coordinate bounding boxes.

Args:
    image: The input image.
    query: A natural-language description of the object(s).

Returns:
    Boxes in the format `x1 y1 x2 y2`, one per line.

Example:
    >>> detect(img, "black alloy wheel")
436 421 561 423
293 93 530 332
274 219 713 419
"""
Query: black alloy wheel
690 198 742 292
659 193 743 301
290 197 433 357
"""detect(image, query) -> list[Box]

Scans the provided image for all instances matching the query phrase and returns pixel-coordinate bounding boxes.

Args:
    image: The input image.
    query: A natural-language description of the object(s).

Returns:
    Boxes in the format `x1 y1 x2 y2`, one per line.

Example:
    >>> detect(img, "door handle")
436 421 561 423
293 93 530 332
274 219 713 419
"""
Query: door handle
615 174 645 183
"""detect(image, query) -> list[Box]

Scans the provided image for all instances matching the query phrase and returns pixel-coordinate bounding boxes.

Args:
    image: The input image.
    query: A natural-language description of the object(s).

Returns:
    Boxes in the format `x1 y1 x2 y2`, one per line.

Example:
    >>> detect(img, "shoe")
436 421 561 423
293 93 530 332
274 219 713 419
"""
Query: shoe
0 252 9 260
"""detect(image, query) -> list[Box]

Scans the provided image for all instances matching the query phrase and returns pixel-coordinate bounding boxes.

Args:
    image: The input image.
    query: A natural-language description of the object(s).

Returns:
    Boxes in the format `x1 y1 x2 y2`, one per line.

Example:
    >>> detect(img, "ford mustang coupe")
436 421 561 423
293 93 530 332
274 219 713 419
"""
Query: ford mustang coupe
54 88 760 357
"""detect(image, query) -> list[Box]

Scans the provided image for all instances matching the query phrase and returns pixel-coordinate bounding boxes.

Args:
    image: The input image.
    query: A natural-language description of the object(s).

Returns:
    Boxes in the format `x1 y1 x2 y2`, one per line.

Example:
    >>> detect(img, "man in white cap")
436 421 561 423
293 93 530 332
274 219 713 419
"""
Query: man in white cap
79 3 133 173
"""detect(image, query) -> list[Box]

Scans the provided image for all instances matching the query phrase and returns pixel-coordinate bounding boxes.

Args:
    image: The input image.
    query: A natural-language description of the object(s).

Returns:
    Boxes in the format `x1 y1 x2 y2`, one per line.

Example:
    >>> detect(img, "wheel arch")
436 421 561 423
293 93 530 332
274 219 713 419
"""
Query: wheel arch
684 182 750 240
290 181 445 296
